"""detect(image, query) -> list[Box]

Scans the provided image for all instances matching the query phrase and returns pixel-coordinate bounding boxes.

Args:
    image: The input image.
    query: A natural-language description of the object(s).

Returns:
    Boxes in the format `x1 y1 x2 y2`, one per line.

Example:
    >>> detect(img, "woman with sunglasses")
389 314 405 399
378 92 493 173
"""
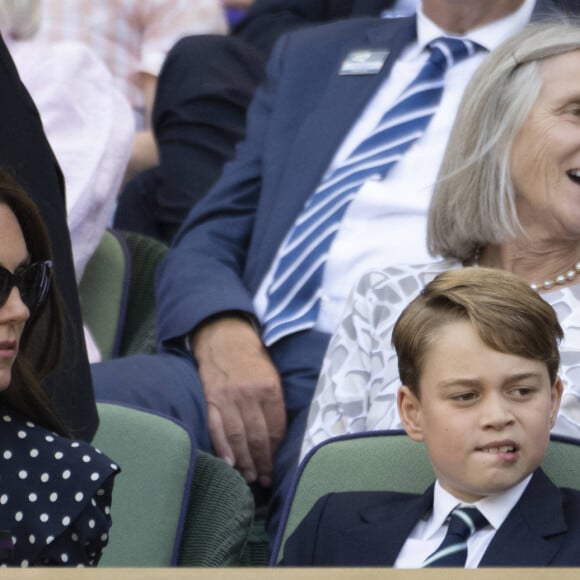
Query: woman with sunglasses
0 169 119 567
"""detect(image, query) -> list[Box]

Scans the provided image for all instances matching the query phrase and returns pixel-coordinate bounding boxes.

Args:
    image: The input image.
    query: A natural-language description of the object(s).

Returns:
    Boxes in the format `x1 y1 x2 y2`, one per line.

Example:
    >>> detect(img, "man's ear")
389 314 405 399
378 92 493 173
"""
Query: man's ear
550 376 564 428
398 385 424 442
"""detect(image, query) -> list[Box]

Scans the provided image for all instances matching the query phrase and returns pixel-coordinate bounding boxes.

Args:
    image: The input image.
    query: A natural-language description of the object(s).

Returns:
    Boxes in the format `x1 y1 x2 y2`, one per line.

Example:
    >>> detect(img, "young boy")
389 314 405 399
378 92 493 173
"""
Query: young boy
280 267 580 567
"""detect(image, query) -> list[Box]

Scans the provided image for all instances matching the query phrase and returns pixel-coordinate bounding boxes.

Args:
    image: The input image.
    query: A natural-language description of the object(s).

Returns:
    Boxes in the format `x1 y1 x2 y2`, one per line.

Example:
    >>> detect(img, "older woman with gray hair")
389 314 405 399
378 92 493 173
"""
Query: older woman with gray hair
301 20 580 460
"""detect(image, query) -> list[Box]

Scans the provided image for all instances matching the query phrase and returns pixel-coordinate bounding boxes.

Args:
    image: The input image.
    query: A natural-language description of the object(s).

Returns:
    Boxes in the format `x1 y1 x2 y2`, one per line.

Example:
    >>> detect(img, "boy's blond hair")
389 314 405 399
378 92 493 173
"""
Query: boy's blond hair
392 267 563 396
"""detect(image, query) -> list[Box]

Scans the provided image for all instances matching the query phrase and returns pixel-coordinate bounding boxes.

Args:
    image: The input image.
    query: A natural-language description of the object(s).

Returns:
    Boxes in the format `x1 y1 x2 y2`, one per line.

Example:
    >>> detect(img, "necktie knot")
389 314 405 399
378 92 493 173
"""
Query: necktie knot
446 506 488 539
428 37 480 72
423 506 488 567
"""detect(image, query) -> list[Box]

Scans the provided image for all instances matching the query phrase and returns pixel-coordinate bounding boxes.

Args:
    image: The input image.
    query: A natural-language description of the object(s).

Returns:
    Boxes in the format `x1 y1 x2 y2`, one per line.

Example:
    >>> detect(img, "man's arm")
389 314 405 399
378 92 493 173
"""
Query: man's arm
154 30 292 342
155 35 295 484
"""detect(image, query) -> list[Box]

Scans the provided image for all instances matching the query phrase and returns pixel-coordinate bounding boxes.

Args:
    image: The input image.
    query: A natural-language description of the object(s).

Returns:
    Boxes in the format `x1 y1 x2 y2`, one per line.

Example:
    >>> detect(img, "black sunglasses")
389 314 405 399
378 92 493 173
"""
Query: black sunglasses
0 260 53 314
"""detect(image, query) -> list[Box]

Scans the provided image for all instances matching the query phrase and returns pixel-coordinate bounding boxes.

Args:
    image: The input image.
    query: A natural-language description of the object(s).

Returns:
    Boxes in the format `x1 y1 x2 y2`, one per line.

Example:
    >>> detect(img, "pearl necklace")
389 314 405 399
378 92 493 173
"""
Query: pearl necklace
472 247 580 291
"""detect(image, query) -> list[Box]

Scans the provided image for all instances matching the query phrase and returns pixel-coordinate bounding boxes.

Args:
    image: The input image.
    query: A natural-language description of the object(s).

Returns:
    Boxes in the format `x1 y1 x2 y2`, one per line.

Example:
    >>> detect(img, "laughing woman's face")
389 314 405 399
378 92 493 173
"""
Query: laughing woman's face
511 50 580 242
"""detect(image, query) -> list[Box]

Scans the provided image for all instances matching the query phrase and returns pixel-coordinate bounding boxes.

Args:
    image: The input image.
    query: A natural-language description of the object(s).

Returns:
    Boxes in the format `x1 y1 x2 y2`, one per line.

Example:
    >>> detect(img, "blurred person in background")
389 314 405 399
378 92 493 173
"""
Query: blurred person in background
38 0 228 184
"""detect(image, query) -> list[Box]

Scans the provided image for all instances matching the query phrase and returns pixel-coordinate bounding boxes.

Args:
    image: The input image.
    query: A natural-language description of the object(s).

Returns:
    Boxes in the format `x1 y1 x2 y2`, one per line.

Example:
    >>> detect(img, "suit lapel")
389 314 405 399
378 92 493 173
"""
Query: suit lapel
335 485 434 566
246 16 417 289
480 469 567 566
274 16 416 226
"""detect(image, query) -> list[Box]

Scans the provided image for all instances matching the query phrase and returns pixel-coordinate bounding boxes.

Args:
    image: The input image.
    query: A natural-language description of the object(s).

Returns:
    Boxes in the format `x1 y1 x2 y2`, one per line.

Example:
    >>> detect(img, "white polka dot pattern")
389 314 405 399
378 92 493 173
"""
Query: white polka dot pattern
0 410 120 567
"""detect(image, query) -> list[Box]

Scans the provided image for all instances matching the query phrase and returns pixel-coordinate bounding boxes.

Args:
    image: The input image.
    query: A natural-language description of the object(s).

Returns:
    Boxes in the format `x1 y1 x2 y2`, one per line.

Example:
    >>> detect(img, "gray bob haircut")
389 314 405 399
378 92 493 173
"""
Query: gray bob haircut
427 20 580 262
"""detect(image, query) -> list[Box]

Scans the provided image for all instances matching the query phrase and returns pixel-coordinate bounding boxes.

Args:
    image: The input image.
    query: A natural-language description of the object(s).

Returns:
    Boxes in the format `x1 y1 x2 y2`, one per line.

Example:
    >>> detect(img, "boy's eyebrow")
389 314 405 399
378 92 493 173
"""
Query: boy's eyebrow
436 372 545 390
436 379 481 390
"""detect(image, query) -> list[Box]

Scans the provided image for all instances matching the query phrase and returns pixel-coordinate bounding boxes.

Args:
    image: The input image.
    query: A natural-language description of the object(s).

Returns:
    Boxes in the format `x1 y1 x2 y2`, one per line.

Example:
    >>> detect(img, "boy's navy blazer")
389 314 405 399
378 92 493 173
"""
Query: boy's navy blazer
156 0 558 348
280 469 580 566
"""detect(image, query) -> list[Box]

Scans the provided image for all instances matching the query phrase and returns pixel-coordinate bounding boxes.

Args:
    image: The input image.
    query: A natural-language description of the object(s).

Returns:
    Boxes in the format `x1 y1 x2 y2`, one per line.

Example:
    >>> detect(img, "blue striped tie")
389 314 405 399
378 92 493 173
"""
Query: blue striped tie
423 506 488 567
262 37 481 346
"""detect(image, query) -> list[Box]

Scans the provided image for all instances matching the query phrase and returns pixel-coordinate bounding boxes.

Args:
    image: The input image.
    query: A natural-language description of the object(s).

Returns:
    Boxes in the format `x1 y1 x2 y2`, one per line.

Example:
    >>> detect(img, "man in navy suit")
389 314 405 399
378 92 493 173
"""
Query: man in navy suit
93 0 572 536
281 268 580 567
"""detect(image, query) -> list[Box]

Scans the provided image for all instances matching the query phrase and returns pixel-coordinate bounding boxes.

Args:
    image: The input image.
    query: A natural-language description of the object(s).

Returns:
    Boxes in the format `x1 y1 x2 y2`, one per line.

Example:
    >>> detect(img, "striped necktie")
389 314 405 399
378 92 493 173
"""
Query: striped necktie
262 37 481 346
423 506 488 567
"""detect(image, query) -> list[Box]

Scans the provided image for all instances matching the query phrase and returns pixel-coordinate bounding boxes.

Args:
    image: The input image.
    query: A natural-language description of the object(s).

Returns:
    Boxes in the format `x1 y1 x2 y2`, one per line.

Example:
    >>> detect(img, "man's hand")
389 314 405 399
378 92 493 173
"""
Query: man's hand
191 315 286 487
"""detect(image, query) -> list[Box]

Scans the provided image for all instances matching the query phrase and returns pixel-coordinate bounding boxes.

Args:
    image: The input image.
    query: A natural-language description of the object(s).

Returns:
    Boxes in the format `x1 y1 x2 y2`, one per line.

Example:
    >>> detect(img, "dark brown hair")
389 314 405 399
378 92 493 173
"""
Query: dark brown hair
0 168 69 436
392 267 563 396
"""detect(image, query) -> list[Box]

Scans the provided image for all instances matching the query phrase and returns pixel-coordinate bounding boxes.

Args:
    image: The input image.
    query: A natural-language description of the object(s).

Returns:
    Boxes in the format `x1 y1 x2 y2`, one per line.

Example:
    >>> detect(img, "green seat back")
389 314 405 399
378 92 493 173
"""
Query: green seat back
540 436 580 489
79 230 129 359
178 451 255 566
117 231 168 357
272 432 580 563
79 229 168 360
93 403 195 566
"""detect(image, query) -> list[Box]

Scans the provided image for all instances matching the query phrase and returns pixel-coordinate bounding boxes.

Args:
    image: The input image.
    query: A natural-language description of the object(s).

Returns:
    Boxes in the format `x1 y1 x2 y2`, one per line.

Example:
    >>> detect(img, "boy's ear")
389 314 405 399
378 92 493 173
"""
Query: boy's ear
397 385 424 442
549 377 564 428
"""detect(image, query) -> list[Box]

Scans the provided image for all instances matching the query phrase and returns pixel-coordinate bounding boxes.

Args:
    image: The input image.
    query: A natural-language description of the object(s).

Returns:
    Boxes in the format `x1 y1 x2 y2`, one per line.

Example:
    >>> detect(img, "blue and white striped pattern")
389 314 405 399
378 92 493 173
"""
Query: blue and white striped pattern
262 37 480 346
423 506 488 567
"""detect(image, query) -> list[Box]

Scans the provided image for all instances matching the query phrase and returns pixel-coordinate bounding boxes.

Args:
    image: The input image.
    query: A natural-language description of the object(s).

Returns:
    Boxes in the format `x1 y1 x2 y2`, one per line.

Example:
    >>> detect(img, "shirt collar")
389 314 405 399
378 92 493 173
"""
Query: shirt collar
424 475 533 539
408 0 536 59
473 474 533 530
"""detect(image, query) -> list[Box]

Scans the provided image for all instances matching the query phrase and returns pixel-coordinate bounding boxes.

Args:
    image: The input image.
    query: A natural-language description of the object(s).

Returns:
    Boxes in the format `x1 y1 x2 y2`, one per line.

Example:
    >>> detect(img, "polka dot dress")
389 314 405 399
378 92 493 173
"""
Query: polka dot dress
0 411 120 567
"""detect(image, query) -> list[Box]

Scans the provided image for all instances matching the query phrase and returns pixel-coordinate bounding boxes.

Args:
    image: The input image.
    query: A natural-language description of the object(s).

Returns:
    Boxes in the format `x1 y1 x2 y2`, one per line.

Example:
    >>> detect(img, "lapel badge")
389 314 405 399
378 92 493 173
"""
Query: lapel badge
339 49 390 76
